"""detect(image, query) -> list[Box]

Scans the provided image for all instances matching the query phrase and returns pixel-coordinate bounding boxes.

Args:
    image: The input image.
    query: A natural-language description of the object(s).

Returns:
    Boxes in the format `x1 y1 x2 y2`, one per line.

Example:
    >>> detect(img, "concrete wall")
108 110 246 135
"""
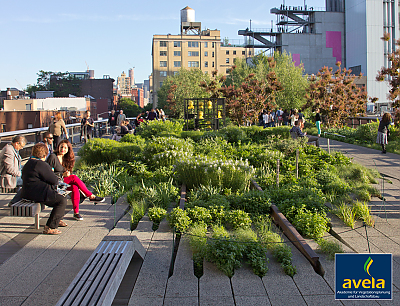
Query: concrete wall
280 11 345 75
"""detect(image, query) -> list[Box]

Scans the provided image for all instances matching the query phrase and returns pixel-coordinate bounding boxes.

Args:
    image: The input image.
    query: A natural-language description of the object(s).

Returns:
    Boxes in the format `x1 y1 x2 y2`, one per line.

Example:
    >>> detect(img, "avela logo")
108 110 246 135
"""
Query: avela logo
342 256 385 289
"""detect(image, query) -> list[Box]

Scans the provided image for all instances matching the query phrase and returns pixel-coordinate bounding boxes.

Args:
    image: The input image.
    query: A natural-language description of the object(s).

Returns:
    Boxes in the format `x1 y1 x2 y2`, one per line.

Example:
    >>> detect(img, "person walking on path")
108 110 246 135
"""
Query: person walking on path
376 112 392 154
47 140 105 221
80 110 94 143
315 109 322 137
108 109 117 135
21 143 68 235
116 110 126 126
0 135 26 190
49 112 69 150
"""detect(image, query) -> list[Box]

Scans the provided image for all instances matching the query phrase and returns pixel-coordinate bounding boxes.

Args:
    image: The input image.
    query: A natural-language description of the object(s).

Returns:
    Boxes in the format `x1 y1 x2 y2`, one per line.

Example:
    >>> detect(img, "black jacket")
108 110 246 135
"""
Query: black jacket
46 153 65 178
21 158 59 202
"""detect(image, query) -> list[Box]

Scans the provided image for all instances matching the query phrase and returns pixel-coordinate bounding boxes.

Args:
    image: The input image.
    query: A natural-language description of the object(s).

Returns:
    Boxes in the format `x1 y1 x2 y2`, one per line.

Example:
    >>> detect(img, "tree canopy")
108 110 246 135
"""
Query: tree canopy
118 98 143 117
303 63 367 127
157 68 213 118
226 51 308 111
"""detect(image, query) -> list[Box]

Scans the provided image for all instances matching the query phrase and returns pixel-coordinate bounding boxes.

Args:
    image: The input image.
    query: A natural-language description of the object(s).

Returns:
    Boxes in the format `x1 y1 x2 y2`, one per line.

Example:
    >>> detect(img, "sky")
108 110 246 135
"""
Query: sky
1 0 324 91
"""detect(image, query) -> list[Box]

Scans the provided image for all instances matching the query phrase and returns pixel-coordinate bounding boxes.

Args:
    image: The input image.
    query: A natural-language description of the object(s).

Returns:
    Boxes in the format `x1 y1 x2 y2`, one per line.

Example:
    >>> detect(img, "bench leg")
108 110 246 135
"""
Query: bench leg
35 214 40 230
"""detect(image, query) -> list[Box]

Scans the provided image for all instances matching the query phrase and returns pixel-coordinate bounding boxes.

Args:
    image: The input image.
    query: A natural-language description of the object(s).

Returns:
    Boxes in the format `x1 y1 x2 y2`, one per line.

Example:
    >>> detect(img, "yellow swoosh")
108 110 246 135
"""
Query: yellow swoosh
366 258 373 276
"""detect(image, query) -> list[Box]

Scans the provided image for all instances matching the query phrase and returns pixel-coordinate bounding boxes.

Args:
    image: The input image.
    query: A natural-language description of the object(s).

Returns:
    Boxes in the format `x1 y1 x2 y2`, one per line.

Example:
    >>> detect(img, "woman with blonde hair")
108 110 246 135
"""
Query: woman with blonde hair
49 111 69 150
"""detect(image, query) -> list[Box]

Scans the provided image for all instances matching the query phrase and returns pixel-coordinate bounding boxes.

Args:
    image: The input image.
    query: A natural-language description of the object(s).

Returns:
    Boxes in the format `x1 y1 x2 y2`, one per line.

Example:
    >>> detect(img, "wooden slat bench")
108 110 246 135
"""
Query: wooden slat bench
56 236 145 306
9 199 45 229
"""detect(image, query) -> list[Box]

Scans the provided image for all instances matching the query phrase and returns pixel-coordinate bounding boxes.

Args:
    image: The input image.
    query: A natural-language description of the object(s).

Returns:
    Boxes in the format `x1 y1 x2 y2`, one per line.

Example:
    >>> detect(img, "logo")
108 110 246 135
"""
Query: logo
335 254 392 300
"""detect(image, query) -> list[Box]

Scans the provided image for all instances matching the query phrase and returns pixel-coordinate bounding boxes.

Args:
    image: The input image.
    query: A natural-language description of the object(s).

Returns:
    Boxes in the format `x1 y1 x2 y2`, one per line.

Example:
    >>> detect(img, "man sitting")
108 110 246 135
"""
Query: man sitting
290 120 319 147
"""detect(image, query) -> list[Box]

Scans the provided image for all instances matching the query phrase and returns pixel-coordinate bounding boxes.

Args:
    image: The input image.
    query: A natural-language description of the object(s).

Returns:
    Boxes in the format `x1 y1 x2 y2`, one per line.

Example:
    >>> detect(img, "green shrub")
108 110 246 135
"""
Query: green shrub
128 199 148 230
174 156 255 192
78 138 141 165
208 205 226 224
188 193 230 210
229 190 272 215
218 125 248 144
188 223 208 255
186 207 212 225
272 244 297 277
119 134 146 146
225 210 252 229
206 225 244 277
140 179 179 209
167 207 191 233
141 136 194 165
315 169 350 195
287 205 329 239
234 228 268 277
136 120 183 138
352 201 374 227
180 130 204 142
333 202 356 229
148 206 167 224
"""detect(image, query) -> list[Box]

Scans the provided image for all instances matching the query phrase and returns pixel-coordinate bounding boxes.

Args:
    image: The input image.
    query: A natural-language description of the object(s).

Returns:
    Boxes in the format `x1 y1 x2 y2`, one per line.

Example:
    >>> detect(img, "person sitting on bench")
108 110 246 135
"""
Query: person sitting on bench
47 140 105 221
290 120 320 147
21 143 67 235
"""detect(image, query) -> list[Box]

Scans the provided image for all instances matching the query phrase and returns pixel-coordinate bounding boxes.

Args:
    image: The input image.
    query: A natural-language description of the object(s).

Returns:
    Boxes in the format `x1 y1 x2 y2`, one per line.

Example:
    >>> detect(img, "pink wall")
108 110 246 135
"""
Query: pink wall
326 31 342 64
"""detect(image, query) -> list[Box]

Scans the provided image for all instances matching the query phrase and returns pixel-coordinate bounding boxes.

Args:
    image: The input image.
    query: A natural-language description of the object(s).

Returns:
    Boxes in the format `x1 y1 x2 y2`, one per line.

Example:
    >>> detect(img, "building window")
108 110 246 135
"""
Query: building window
212 62 215 67
26 104 32 110
174 61 181 67
160 82 163 87
160 71 167 77
212 42 215 48
226 68 231 73
160 41 167 47
188 41 199 48
174 51 181 56
226 50 229 55
226 58 230 63
160 51 167 56
188 61 199 67
212 51 215 58
249 51 252 55
204 51 208 57
174 41 181 47
233 50 236 55
27 123 33 129
205 61 208 67
160 61 167 67
242 51 245 55
204 42 208 48
188 51 199 56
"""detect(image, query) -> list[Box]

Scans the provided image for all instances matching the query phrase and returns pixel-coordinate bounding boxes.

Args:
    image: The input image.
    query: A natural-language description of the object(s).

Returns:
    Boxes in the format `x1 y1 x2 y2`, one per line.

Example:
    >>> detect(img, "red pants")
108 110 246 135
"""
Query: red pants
63 174 92 214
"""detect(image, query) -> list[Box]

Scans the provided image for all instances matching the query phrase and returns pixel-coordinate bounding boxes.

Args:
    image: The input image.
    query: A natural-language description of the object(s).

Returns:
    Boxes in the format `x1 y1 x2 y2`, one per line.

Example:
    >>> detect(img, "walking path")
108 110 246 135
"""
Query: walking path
0 138 399 305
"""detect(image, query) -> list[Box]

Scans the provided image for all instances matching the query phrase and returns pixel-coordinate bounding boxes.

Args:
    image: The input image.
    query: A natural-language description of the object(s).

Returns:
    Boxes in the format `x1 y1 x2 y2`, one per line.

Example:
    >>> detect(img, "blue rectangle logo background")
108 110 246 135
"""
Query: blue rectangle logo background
335 253 392 300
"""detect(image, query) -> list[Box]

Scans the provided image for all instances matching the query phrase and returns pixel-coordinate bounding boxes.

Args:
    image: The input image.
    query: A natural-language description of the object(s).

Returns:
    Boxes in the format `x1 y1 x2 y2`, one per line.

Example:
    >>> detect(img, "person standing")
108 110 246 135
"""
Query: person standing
147 109 158 121
49 112 69 150
0 136 26 190
377 112 392 154
81 110 94 143
282 109 290 126
108 109 117 135
315 109 322 137
276 108 283 126
116 110 126 126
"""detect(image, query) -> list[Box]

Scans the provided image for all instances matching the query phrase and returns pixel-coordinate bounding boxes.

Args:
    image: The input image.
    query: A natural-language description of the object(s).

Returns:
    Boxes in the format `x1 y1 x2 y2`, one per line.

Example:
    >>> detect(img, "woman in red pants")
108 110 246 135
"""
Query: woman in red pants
47 140 104 220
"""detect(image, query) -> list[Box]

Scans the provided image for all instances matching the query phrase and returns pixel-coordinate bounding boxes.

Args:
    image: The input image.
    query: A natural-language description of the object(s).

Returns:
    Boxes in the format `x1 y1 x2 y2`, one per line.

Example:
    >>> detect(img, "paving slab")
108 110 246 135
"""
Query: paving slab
165 237 198 299
235 295 271 306
129 239 172 300
231 264 268 297
163 297 198 305
199 261 232 298
199 295 235 306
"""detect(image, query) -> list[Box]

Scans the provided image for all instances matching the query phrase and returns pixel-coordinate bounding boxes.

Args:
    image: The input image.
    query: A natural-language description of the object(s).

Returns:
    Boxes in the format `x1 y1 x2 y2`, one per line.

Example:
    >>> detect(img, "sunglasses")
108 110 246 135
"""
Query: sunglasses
47 137 53 139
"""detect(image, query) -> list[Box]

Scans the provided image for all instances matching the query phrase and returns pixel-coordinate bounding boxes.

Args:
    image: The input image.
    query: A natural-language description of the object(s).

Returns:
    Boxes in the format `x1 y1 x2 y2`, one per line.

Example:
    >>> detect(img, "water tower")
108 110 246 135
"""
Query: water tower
180 6 201 34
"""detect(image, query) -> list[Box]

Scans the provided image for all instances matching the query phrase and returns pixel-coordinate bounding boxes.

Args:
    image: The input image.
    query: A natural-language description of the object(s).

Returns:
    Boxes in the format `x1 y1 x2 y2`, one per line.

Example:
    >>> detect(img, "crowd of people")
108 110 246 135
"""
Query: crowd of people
1 133 105 235
108 108 166 140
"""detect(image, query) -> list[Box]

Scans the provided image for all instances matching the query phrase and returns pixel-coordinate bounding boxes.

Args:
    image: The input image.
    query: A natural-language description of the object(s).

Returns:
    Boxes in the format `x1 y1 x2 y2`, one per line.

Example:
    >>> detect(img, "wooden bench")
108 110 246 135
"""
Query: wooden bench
56 236 145 306
10 199 45 229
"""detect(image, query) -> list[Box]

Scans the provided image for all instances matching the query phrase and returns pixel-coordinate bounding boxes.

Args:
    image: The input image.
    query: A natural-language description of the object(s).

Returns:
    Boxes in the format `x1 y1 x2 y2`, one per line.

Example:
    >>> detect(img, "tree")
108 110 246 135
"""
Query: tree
201 62 283 126
303 63 367 127
376 34 400 125
225 51 308 111
157 68 213 118
25 70 81 97
118 98 142 117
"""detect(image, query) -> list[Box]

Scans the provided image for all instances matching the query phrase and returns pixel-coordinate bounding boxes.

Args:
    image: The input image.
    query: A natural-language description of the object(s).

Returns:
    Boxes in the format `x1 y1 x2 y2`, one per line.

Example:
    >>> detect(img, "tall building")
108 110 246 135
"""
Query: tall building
129 68 135 89
238 0 400 112
117 72 131 96
152 6 254 106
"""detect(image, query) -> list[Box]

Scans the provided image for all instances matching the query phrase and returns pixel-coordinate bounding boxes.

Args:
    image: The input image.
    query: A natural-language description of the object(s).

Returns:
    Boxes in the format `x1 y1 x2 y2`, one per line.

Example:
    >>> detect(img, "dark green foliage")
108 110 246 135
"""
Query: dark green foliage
228 190 272 215
180 130 205 142
272 244 297 277
78 138 141 165
315 169 350 195
119 134 146 146
167 207 191 233
206 226 244 278
286 205 329 239
188 193 231 210
225 210 252 229
186 207 212 225
218 125 248 144
136 120 183 138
